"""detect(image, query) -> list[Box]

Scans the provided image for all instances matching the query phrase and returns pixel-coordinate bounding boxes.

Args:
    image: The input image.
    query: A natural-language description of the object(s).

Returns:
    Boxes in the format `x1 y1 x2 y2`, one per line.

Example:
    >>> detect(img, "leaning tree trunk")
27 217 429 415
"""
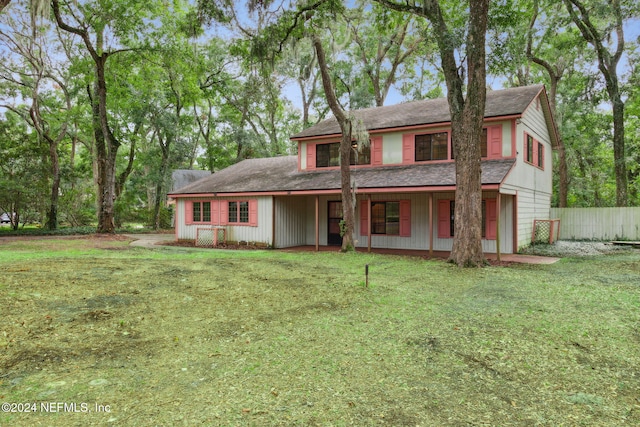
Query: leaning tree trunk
339 124 356 252
312 34 357 252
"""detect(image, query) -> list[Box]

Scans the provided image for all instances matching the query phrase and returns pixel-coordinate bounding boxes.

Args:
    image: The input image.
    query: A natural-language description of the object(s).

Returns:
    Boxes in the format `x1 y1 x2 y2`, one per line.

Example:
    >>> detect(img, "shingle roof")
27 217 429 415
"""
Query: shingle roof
169 156 515 196
291 84 544 139
171 169 212 192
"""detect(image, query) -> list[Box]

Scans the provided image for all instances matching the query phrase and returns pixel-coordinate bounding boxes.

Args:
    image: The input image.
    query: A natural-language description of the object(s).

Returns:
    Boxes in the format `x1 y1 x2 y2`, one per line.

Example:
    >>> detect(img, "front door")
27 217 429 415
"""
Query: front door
327 201 343 246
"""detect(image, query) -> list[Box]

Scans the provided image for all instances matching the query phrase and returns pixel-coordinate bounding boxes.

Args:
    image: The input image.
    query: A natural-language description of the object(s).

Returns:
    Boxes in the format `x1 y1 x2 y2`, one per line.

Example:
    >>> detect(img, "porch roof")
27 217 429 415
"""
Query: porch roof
169 156 515 196
291 85 545 139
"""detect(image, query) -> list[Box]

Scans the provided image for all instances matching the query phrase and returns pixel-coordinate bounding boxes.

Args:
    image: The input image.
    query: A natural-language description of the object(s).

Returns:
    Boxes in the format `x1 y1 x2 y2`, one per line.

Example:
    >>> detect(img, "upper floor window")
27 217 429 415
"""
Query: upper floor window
316 142 371 167
415 132 448 161
525 134 544 169
537 142 544 168
526 135 534 164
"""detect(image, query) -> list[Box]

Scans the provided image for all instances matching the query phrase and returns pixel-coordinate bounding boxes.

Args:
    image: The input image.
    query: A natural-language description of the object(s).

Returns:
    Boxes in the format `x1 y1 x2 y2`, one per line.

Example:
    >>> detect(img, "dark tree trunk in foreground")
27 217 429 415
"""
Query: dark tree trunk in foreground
377 0 489 266
312 34 356 252
564 0 627 206
448 0 489 266
53 0 121 232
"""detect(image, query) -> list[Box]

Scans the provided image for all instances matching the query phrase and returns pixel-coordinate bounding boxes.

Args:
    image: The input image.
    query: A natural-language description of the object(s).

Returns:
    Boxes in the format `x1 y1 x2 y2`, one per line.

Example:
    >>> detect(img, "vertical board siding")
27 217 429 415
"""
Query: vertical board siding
509 187 551 250
550 207 640 240
274 196 308 248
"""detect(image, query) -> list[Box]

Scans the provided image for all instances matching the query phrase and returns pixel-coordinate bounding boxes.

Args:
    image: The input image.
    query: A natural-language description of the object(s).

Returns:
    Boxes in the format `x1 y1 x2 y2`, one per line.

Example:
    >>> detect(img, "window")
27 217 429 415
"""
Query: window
228 201 249 224
371 201 400 235
525 134 534 164
192 201 211 223
525 134 544 168
316 143 339 167
537 142 544 168
360 200 410 237
316 142 371 168
438 199 496 239
415 132 448 161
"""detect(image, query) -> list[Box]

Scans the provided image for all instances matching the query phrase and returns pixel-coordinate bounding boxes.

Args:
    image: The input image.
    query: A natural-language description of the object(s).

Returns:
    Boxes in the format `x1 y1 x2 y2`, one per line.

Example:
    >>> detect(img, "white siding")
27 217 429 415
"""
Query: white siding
274 196 308 248
499 95 553 251
507 187 552 250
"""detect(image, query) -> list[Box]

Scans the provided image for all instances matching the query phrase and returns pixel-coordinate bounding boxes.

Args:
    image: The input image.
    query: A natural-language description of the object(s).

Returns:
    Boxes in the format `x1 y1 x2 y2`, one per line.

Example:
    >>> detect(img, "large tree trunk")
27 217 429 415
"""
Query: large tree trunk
92 62 119 233
46 137 60 230
375 0 489 266
563 0 626 206
447 0 488 267
611 92 627 206
547 78 569 208
53 0 120 233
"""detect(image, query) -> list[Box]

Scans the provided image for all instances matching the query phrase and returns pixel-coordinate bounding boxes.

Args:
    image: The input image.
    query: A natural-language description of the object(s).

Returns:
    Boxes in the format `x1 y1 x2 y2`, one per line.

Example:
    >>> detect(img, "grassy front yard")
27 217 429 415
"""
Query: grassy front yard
1 236 639 426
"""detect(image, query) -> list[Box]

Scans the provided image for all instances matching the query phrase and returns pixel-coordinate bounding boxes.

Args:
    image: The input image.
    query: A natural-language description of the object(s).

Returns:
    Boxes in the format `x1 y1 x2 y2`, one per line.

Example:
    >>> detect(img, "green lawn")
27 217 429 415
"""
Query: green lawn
1 237 639 426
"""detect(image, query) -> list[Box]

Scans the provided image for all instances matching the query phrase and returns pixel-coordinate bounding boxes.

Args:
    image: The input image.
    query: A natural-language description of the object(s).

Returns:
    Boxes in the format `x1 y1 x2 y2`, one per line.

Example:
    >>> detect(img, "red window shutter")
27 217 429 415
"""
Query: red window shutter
485 198 497 240
249 199 258 226
359 200 369 236
185 201 194 225
399 200 411 237
371 136 383 166
219 200 228 225
402 133 415 164
437 200 451 238
306 143 316 169
211 200 219 225
488 125 502 158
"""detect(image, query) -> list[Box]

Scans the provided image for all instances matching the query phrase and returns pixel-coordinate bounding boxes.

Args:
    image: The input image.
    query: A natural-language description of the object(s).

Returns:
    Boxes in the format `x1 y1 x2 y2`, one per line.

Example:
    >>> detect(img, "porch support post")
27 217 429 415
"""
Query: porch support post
496 192 502 262
367 194 372 253
315 195 319 252
272 196 276 248
428 193 433 257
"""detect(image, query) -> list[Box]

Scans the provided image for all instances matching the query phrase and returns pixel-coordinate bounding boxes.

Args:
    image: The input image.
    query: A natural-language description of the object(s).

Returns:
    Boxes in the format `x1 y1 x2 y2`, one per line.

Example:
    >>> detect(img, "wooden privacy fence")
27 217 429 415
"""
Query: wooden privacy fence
550 207 640 241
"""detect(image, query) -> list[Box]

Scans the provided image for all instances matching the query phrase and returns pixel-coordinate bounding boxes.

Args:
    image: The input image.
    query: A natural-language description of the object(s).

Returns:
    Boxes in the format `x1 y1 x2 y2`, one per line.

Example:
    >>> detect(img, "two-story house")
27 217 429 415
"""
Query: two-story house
169 84 558 254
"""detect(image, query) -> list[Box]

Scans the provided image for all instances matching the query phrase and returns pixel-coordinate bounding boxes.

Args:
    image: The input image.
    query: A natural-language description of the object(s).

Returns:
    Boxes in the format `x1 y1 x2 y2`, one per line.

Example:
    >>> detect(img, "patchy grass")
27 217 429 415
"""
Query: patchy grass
0 236 639 426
